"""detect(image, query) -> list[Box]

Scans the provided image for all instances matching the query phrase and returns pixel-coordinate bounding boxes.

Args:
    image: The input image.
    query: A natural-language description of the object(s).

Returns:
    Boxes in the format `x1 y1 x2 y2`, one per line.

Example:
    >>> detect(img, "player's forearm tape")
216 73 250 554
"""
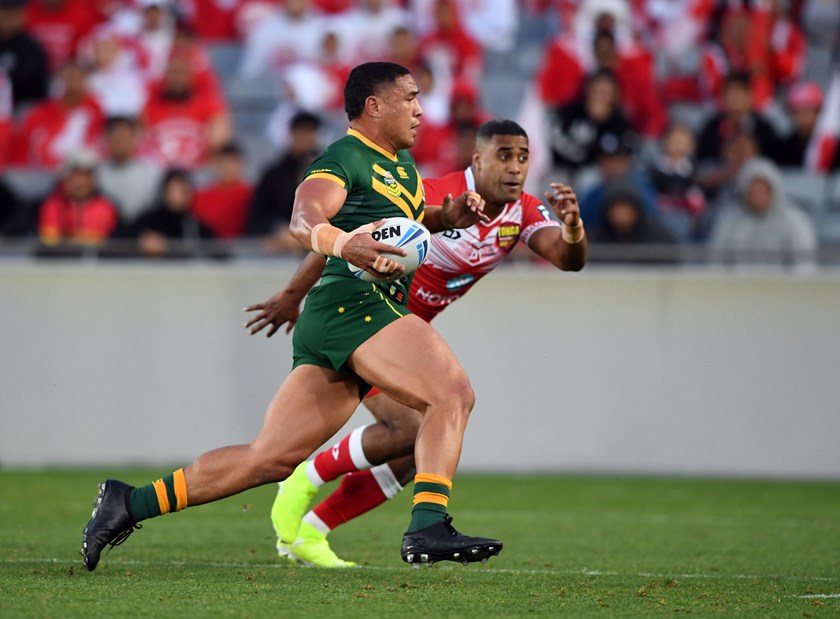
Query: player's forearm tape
310 222 377 257
562 221 585 244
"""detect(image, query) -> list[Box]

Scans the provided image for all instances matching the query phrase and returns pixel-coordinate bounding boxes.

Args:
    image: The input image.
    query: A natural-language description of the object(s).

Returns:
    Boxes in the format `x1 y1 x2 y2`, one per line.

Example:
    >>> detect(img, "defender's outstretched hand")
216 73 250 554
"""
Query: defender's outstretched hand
441 190 490 229
245 291 302 337
545 183 581 228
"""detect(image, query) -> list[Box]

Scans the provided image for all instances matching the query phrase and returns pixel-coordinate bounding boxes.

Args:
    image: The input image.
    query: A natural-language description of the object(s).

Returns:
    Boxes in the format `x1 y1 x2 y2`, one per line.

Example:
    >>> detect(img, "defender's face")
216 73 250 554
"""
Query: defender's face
473 135 530 206
379 74 422 150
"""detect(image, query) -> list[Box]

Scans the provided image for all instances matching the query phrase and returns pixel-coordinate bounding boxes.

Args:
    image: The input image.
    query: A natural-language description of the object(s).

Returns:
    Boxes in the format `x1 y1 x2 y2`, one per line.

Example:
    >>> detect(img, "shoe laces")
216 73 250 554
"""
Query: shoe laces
442 515 459 537
107 523 142 553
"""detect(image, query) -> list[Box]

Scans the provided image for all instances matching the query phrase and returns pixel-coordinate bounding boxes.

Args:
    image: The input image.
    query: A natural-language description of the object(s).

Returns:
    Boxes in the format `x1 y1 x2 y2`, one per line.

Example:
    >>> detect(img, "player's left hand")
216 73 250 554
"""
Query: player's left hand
545 183 581 228
441 190 490 229
244 290 301 337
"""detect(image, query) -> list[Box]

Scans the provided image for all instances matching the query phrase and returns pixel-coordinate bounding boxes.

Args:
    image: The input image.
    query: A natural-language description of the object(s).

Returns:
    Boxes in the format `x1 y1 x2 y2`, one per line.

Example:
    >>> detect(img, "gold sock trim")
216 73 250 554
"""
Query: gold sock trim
413 491 449 506
173 468 188 511
415 473 452 489
153 479 170 514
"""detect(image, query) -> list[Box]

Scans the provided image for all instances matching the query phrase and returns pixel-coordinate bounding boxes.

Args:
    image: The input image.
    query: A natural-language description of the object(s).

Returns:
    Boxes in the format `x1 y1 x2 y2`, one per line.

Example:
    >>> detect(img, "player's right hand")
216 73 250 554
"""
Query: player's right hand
244 291 302 337
340 219 408 280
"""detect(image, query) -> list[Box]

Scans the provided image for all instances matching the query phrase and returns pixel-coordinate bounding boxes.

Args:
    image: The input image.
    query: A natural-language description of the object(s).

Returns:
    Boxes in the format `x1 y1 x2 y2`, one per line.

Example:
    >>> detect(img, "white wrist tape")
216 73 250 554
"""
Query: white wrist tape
311 222 378 258
562 221 585 244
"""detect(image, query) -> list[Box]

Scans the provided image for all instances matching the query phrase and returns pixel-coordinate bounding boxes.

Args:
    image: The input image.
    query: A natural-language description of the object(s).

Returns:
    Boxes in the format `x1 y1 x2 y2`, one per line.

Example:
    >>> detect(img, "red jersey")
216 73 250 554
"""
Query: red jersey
11 95 104 169
141 88 227 169
25 0 102 71
39 190 119 244
408 168 560 322
194 180 253 239
0 70 11 170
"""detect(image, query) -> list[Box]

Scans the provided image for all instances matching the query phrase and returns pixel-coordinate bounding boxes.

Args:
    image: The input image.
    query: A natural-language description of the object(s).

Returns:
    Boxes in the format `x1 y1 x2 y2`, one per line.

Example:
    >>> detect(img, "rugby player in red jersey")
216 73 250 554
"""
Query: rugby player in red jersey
246 118 587 566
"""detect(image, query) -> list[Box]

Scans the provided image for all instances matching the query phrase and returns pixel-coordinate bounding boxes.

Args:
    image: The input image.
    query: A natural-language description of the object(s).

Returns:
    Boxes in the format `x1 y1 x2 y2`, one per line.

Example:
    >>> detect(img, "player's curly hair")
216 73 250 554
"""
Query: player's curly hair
344 62 410 121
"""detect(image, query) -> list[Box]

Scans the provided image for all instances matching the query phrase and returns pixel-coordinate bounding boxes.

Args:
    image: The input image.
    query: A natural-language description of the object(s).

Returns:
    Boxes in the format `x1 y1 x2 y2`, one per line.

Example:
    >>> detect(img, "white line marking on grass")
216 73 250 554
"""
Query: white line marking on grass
459 510 840 529
6 558 839 582
797 594 840 599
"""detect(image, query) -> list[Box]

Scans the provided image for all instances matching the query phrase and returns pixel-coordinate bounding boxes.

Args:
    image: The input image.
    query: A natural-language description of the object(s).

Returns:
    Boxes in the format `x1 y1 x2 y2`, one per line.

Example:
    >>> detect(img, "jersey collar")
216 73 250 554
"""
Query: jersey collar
347 128 398 162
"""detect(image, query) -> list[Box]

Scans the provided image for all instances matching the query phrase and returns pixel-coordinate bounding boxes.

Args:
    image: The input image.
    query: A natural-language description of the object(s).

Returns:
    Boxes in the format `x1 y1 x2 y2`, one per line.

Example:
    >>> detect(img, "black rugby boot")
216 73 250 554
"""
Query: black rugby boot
401 515 502 567
81 480 141 571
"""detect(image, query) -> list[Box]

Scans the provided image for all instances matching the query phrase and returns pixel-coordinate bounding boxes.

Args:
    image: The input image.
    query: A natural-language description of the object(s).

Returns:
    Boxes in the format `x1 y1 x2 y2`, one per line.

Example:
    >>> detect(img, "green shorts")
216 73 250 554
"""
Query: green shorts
293 277 409 374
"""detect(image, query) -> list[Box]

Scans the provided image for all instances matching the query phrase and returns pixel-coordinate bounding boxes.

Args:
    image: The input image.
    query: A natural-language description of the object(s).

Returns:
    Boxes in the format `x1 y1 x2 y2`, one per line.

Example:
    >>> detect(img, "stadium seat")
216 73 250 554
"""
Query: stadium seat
3 168 56 202
206 43 243 82
780 168 829 214
667 103 713 133
828 172 840 211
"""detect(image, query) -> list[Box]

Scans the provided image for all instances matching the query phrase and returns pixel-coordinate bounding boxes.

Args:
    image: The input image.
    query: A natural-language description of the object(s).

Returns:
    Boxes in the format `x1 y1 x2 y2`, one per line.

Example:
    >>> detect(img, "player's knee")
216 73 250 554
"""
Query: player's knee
433 368 474 417
454 367 475 409
249 451 302 485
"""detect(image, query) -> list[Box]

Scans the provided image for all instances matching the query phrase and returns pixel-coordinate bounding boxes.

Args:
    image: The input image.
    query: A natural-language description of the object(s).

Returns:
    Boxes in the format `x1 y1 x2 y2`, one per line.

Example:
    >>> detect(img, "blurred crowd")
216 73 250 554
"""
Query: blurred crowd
0 0 837 266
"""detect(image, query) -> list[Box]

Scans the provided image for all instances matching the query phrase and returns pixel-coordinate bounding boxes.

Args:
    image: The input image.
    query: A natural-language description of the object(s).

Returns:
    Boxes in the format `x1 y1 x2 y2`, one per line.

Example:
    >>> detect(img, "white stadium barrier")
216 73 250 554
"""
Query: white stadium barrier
1 262 839 478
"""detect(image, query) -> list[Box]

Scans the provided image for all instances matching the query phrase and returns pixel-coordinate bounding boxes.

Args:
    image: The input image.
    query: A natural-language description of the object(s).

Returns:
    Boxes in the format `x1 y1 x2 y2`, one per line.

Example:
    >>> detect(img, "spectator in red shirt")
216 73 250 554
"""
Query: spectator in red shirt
386 25 421 73
338 0 410 64
590 28 664 138
182 0 244 42
767 0 806 89
418 0 482 83
0 68 12 169
412 81 488 178
698 7 774 109
130 0 176 82
168 22 226 107
11 60 104 169
141 52 232 169
194 142 253 239
84 27 147 117
38 147 119 245
537 1 653 102
25 0 101 71
773 81 834 170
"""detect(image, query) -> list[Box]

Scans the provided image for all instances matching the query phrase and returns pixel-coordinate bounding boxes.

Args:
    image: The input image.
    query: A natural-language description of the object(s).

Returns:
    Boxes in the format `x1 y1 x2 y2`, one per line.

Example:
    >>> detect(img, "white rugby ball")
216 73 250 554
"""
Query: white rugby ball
347 217 431 282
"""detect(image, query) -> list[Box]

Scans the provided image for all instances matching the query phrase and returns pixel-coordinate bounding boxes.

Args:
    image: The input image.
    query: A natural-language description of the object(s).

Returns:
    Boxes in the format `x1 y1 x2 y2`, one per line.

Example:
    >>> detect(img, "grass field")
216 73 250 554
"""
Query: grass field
1 470 838 618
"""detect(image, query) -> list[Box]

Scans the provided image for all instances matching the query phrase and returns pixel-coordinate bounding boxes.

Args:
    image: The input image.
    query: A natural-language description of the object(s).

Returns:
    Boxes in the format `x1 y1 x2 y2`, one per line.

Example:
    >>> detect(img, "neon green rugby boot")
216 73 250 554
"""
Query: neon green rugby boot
280 522 357 568
270 462 318 544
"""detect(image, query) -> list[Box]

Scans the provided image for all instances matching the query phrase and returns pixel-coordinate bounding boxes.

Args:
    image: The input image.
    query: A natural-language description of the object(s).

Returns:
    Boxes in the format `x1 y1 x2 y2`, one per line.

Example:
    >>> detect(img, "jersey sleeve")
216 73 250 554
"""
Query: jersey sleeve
520 193 561 245
303 150 353 190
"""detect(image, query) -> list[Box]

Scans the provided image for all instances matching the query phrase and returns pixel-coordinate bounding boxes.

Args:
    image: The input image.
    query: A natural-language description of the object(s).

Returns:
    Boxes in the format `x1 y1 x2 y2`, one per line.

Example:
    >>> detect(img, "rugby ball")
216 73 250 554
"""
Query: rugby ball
347 217 431 282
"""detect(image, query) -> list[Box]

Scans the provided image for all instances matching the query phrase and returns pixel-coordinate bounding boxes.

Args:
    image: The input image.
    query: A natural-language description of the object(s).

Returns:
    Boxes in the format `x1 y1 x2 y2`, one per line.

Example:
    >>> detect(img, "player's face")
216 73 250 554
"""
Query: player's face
379 74 423 150
473 135 530 207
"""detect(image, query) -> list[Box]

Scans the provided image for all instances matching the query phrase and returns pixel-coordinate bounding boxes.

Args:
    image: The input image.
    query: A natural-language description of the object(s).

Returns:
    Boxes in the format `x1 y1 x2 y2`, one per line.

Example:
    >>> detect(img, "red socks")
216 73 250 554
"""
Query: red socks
309 426 372 486
305 464 404 533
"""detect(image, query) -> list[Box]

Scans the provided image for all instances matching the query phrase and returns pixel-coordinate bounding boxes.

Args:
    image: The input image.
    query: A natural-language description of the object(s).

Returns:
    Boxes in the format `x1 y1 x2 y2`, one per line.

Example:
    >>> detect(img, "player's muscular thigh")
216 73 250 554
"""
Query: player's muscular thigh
348 315 473 413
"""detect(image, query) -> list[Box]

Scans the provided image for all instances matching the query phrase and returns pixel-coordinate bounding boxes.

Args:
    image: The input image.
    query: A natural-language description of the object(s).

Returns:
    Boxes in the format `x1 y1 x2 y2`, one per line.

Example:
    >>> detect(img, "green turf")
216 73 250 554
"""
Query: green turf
1 470 838 618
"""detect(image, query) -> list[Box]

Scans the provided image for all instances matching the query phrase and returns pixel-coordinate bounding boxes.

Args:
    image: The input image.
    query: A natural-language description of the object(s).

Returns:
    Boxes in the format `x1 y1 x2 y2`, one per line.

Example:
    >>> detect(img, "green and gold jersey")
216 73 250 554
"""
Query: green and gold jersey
303 128 425 302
